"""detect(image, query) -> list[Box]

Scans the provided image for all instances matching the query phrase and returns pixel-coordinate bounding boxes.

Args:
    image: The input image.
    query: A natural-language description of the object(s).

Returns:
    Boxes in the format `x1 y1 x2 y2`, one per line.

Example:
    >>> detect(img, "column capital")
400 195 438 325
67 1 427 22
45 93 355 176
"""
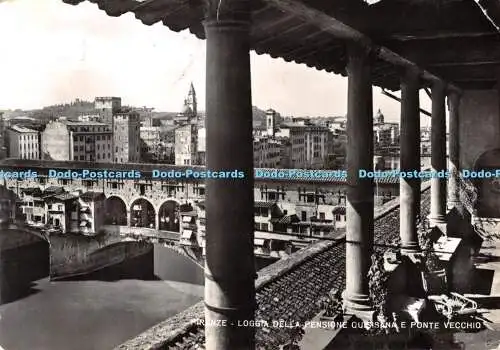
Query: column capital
398 65 420 80
346 43 378 67
203 0 252 23
431 79 447 92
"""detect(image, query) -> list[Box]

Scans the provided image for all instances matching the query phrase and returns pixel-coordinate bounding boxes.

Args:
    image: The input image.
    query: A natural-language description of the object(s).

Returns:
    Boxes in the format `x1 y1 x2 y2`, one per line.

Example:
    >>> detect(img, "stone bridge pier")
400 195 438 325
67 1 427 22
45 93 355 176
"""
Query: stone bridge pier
48 226 204 281
0 187 50 304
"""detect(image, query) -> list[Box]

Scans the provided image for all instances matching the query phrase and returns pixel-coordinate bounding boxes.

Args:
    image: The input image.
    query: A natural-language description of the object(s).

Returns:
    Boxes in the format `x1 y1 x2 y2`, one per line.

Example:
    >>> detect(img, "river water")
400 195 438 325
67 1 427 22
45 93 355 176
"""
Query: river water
0 245 205 350
0 243 276 350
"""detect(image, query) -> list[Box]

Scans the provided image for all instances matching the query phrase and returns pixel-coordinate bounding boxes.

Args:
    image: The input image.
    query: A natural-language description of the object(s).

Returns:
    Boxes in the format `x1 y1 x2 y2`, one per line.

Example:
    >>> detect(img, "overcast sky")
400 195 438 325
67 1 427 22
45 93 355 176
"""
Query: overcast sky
0 0 432 125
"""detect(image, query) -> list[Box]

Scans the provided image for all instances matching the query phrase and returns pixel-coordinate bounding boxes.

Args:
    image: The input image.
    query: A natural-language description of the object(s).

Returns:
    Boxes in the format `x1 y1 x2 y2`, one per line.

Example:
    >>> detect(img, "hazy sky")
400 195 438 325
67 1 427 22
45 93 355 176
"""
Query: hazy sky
0 0 432 125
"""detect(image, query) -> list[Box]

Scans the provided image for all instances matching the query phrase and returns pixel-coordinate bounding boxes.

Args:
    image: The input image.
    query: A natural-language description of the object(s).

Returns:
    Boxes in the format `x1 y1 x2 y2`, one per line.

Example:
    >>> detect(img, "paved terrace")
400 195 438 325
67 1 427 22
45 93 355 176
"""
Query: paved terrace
115 184 431 350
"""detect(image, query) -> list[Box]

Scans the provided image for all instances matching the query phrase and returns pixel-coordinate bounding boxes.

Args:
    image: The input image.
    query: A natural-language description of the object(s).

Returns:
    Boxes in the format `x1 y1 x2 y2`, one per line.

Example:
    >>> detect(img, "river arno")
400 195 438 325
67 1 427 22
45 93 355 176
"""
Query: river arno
0 242 276 350
0 245 204 350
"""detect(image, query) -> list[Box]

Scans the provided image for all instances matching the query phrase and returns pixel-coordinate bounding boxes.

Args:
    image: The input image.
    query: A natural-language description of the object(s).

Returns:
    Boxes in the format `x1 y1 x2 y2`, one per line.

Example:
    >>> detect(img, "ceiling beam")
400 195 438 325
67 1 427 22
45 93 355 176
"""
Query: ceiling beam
430 64 500 81
474 0 500 32
264 0 461 92
457 80 497 90
427 60 500 67
389 32 498 41
389 36 500 67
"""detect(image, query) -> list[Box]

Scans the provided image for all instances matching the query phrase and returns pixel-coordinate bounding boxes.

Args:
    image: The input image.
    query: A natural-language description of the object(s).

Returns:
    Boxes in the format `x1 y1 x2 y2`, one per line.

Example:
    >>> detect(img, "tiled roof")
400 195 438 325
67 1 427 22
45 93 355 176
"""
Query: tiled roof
9 125 38 133
21 187 42 196
116 186 431 350
270 214 300 225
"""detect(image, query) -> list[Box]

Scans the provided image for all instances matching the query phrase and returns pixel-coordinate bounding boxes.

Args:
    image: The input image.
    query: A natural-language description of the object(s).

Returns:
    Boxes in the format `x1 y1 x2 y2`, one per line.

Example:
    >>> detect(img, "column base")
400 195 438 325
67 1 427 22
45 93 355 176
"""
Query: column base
400 243 420 254
428 214 447 234
343 291 374 316
447 200 462 212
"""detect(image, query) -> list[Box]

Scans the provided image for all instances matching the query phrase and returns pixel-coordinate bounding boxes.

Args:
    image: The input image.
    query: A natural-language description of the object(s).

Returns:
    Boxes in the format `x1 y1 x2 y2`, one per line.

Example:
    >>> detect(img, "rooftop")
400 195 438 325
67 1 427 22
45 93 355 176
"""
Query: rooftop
63 121 108 126
8 125 38 134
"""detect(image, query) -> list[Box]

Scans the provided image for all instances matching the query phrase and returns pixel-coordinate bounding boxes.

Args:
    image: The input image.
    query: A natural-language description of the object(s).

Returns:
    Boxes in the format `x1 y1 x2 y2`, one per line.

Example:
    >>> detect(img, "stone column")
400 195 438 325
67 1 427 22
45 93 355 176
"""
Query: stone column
429 81 447 228
203 2 256 349
154 211 159 230
400 68 421 252
126 210 131 227
447 91 461 211
344 43 374 316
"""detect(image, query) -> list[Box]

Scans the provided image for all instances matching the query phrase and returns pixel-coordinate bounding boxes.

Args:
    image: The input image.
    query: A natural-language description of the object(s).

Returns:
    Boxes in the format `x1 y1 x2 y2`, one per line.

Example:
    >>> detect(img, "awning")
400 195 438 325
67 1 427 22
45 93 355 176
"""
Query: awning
181 230 194 239
254 238 265 246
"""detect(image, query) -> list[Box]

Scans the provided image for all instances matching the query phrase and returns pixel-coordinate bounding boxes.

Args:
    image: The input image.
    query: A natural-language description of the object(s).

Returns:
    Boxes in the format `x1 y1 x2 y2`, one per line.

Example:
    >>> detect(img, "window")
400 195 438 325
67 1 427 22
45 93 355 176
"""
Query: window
261 223 268 231
301 211 307 221
319 212 325 220
335 214 341 221
254 223 260 230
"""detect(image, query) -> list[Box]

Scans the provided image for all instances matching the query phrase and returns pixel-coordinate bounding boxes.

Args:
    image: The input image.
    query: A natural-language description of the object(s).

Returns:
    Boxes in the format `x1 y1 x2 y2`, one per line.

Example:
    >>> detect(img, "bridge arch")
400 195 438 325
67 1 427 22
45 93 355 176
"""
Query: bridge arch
130 198 156 228
158 200 180 232
104 196 128 225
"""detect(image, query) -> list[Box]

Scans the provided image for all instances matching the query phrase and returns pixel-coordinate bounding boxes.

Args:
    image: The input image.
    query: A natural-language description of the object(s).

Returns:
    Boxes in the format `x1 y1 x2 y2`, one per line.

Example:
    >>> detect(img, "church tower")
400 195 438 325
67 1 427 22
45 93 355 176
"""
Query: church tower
266 109 277 137
186 82 197 117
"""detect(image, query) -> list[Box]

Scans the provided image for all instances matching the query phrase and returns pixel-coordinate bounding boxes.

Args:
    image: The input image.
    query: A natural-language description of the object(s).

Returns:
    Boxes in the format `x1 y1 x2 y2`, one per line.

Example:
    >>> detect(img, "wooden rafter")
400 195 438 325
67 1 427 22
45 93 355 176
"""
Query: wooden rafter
474 0 500 32
263 0 461 91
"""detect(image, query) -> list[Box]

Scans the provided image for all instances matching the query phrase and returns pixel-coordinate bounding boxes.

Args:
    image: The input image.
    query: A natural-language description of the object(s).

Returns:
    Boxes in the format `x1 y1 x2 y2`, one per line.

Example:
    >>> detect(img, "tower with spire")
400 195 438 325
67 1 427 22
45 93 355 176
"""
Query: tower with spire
186 82 197 117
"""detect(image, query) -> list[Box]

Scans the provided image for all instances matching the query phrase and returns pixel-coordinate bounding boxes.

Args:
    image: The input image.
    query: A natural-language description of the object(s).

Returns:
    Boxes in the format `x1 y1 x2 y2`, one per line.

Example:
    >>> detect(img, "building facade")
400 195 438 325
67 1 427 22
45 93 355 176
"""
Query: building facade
175 123 198 165
275 123 334 169
7 125 40 160
253 136 283 168
113 109 141 163
140 126 161 162
41 120 113 162
95 97 122 124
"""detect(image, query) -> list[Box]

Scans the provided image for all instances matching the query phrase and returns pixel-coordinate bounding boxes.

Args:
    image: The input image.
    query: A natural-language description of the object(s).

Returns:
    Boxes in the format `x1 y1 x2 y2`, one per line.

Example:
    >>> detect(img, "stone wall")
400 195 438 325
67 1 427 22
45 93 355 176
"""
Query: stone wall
460 90 500 170
0 234 49 303
49 233 153 279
